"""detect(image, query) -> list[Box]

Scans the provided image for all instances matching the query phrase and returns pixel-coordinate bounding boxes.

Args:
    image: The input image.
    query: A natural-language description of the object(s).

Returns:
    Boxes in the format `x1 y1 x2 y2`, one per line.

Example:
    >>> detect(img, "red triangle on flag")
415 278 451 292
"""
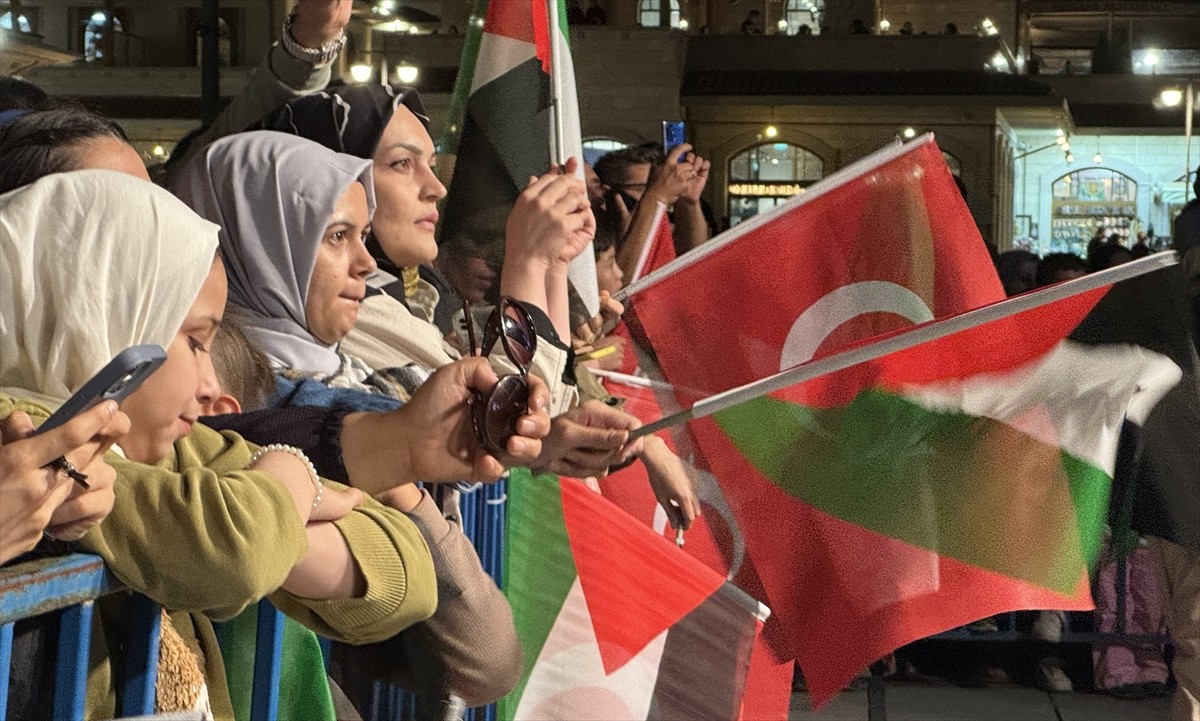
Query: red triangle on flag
486 0 553 72
558 478 726 676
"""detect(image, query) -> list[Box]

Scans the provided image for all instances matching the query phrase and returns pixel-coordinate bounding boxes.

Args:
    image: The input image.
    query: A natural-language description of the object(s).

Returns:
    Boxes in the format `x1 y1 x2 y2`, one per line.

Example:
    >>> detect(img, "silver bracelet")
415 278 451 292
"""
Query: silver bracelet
280 7 346 66
250 443 323 509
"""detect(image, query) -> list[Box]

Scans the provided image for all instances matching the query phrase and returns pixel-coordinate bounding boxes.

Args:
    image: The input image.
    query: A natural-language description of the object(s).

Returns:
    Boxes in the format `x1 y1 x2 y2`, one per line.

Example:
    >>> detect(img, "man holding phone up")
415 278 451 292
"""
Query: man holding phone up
593 140 712 286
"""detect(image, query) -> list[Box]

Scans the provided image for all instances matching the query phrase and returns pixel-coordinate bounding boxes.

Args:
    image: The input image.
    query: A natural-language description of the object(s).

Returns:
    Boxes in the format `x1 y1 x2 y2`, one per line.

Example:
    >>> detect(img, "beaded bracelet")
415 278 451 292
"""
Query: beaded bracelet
250 444 323 509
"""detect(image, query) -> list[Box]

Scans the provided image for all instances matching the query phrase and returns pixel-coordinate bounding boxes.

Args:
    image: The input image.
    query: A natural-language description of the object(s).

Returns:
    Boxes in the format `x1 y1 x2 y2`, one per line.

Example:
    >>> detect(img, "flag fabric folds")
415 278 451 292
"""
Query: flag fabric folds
443 0 598 313
1068 263 1200 554
630 256 1182 705
501 469 765 721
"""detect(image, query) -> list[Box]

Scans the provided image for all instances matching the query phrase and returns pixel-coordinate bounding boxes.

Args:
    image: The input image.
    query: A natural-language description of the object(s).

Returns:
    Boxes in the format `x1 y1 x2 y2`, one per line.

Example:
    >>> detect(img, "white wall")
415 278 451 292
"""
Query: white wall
1013 133 1200 253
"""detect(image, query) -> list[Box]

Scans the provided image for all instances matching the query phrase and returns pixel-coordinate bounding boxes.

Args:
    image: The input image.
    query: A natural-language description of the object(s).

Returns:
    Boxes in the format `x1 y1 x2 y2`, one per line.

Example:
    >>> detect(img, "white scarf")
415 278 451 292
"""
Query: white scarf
0 170 219 409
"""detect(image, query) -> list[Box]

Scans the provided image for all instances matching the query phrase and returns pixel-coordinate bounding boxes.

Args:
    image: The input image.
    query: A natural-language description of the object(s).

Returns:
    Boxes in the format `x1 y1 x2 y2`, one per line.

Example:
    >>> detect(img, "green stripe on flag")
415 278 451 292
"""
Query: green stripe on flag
1060 450 1112 570
503 469 579 717
713 390 1103 595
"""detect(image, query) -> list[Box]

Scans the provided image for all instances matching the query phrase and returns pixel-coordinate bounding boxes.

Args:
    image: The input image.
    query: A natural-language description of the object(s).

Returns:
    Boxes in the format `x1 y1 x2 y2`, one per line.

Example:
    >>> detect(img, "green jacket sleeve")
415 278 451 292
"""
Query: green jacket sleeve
269 489 438 645
78 426 310 622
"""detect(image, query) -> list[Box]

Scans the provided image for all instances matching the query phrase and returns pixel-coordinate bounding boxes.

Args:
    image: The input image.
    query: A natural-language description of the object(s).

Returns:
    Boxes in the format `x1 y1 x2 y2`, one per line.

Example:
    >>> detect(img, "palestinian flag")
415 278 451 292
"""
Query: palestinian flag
443 0 598 314
597 373 795 720
501 469 765 721
1068 263 1200 553
634 255 1182 706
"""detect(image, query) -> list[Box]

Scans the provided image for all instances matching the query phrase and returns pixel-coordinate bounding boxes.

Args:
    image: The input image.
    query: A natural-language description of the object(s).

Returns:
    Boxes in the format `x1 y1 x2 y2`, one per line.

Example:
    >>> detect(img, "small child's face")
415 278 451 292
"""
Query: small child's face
596 247 624 295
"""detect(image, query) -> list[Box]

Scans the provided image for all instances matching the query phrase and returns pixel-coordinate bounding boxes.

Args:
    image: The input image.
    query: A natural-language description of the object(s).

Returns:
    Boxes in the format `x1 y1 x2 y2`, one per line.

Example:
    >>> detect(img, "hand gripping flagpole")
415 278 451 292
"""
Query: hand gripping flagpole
629 252 1179 439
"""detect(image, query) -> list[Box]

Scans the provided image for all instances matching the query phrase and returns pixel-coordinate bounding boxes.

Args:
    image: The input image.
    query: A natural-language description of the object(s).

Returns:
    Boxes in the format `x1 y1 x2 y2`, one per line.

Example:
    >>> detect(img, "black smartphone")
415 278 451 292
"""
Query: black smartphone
36 345 167 435
662 120 686 162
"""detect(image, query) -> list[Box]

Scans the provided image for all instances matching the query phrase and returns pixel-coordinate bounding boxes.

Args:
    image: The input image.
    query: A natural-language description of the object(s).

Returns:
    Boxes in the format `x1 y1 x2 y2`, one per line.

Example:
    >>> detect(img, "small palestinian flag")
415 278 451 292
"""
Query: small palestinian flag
501 470 766 720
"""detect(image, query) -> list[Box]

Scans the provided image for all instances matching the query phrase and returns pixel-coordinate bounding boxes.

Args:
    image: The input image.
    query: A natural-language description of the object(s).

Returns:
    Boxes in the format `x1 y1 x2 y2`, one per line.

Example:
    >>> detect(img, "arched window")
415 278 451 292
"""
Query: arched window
1049 168 1138 255
582 137 628 167
782 0 824 35
638 0 680 29
84 10 123 62
728 142 824 225
0 11 33 33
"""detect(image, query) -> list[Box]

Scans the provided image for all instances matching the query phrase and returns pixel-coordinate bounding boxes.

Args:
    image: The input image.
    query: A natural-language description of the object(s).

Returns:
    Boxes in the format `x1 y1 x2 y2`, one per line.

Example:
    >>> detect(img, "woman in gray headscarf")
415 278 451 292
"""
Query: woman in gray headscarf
173 130 544 714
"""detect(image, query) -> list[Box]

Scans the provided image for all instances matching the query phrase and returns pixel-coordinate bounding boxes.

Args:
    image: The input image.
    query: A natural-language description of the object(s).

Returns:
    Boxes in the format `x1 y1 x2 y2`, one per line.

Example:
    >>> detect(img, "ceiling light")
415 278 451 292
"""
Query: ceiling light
1159 87 1184 107
395 63 419 84
349 63 373 83
902 126 916 139
764 125 779 138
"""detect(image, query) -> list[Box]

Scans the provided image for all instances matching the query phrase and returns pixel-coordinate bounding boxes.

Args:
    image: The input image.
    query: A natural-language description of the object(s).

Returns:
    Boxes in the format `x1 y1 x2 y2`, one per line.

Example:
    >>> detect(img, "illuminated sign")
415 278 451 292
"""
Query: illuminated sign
1053 202 1137 217
728 183 803 197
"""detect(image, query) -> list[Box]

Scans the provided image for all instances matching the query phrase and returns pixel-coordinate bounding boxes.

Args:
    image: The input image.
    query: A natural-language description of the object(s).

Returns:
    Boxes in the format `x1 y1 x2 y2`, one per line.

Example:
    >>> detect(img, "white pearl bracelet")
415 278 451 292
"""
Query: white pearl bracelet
249 444 323 510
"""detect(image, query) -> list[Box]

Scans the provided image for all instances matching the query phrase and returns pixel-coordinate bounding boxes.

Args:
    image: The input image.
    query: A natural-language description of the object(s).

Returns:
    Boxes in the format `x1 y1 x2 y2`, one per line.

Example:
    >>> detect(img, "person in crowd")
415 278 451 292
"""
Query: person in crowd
593 142 710 278
850 18 870 34
0 75 51 114
995 249 1039 296
0 170 505 718
164 0 352 177
171 130 639 714
0 108 149 191
741 10 762 34
566 0 586 25
0 402 125 564
584 0 607 25
1088 241 1135 272
258 86 581 404
1035 252 1087 287
254 86 697 510
943 22 959 34
899 21 914 35
1158 165 1200 721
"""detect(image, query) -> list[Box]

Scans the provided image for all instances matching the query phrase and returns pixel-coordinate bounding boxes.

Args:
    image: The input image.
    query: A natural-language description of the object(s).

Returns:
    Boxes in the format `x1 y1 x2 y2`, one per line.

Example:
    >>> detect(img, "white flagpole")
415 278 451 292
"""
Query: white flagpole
546 0 566 164
629 252 1178 439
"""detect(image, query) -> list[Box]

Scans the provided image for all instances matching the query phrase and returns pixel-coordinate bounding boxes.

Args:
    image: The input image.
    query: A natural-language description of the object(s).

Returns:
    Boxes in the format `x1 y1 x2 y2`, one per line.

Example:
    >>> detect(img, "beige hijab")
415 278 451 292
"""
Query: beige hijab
0 170 220 409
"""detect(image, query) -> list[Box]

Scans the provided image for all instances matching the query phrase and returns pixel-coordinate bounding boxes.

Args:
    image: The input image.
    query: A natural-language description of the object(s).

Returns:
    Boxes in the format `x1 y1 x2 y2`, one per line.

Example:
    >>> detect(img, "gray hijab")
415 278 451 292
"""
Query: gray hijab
173 130 375 375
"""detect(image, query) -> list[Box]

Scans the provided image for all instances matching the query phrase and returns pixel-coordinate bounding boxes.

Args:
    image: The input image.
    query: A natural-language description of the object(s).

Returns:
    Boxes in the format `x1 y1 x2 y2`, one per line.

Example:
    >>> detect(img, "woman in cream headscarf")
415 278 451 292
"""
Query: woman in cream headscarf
0 169 441 720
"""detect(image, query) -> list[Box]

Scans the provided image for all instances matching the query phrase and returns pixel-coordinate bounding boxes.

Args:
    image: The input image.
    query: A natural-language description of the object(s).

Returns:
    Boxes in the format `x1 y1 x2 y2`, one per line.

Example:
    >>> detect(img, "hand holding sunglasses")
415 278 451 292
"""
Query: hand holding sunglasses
463 296 546 456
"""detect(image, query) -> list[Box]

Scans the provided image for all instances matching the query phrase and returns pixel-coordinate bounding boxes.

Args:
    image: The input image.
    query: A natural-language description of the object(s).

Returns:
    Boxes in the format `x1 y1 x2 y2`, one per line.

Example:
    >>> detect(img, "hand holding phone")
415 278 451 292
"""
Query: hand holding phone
662 120 687 162
35 345 166 487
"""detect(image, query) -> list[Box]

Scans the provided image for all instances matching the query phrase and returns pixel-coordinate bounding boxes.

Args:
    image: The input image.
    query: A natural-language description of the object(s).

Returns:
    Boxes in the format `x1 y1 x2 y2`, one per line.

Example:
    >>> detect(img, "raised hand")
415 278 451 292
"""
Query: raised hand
289 0 353 48
535 400 643 478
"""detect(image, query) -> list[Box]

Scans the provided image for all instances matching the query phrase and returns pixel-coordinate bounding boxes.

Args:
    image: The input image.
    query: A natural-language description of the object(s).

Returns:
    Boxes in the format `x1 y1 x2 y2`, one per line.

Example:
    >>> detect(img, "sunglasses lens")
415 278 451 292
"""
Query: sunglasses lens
498 302 536 368
474 375 529 454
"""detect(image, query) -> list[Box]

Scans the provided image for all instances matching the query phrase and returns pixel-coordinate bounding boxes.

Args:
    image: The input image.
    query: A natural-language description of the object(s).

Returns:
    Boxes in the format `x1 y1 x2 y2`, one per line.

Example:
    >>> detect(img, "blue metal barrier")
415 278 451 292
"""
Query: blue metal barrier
0 553 160 721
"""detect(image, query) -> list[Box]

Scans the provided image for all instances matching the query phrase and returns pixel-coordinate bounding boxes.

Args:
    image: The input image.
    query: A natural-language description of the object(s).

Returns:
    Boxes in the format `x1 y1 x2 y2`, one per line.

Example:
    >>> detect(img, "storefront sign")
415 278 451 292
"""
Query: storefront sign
1025 1 1196 15
1053 202 1137 217
728 183 803 197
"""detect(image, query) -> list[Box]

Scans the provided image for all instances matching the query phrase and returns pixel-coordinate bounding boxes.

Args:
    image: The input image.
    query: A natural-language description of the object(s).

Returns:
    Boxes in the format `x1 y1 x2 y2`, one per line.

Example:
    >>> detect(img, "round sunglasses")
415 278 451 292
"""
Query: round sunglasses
463 296 537 455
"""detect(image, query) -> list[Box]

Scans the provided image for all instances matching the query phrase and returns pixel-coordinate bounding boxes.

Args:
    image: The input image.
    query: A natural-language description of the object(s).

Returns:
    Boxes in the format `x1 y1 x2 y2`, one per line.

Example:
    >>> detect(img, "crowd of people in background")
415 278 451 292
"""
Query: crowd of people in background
1 1 1198 720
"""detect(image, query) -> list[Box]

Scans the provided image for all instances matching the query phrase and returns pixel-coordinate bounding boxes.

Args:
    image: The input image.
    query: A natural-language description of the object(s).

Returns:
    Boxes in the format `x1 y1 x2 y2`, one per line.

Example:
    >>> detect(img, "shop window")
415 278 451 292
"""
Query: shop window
783 0 824 35
638 0 680 28
1049 168 1138 256
582 137 628 167
0 8 35 33
728 142 823 226
83 10 124 62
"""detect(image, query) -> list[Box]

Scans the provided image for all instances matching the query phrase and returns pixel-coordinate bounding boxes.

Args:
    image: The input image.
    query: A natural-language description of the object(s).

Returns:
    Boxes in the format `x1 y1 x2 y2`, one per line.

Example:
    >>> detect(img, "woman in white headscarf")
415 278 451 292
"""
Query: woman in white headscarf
0 169 441 720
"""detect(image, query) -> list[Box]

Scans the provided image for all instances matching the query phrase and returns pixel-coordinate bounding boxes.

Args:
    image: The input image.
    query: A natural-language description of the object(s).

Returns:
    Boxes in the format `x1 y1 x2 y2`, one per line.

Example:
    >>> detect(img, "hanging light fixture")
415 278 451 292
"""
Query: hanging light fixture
1093 138 1103 164
764 125 779 139
349 63 373 83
